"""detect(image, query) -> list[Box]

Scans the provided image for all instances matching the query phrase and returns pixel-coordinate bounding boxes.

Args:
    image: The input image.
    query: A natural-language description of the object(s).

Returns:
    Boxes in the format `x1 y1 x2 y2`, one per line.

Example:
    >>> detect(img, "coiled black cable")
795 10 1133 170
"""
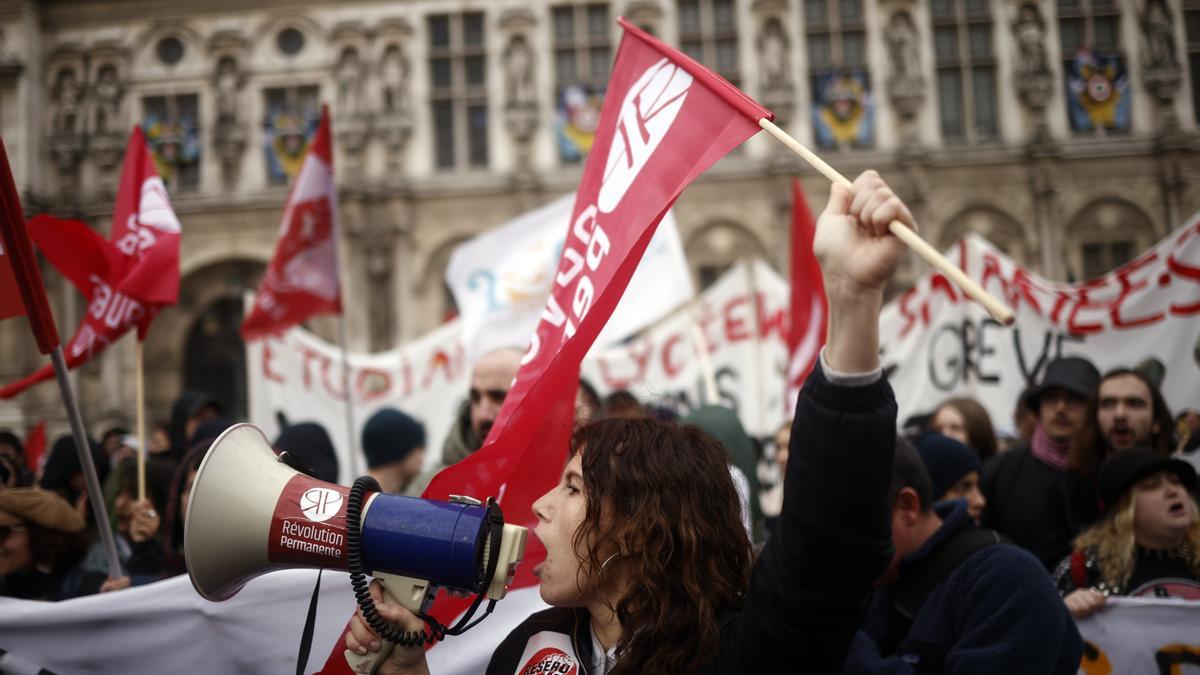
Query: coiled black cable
346 476 446 646
345 477 505 647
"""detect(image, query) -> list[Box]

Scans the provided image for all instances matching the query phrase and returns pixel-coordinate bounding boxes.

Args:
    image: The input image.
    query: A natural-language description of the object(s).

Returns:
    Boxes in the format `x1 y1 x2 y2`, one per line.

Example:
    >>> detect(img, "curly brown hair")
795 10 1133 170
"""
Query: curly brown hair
569 417 752 675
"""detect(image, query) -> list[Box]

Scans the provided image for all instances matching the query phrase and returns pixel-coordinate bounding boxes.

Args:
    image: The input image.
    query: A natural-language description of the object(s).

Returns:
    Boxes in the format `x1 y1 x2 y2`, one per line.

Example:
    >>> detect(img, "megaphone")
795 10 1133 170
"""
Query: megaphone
185 424 527 673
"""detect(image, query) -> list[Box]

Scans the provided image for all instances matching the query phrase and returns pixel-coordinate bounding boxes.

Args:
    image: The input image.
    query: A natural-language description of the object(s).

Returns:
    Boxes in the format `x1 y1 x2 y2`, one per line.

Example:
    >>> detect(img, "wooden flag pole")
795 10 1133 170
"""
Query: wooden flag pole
687 301 720 404
757 119 1015 326
135 341 147 502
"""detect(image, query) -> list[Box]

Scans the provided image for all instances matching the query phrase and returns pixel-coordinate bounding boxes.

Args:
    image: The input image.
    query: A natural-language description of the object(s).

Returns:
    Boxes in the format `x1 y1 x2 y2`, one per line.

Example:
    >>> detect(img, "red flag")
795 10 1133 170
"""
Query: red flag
241 106 341 341
784 179 828 413
0 233 22 320
24 420 45 473
0 128 182 398
319 17 773 673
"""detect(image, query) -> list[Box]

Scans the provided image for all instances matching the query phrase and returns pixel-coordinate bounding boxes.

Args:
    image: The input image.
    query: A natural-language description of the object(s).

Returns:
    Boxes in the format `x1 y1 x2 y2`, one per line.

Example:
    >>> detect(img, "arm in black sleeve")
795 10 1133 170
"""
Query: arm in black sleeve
714 359 897 674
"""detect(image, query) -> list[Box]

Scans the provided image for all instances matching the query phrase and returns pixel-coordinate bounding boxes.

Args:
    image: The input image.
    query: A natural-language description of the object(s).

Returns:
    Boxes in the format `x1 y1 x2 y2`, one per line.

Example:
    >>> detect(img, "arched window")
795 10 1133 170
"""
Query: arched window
930 0 998 142
685 221 767 290
1065 199 1156 280
184 296 248 420
938 206 1032 266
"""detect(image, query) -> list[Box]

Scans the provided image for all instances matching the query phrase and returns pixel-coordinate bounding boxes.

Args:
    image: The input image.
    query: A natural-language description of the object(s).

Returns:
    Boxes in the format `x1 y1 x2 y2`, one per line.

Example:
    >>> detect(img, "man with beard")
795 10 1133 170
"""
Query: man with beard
403 347 522 496
981 356 1099 562
1040 368 1175 568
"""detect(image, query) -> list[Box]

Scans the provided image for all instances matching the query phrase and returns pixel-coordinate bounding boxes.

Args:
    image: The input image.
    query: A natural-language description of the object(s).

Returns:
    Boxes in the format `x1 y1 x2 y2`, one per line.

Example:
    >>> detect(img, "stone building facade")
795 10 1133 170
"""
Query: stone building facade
0 0 1197 433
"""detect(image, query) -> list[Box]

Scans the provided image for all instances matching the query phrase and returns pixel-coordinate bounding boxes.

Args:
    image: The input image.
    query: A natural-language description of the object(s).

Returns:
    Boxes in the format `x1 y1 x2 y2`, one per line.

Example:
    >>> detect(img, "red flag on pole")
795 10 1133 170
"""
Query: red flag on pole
24 420 46 473
320 16 775 672
241 106 341 341
0 127 182 398
784 179 828 413
0 232 23 320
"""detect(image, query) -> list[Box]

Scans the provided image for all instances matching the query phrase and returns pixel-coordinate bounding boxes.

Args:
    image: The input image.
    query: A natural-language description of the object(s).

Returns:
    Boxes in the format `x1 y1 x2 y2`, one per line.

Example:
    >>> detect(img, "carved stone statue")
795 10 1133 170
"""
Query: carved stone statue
1014 3 1049 76
886 11 921 81
214 56 242 124
90 64 123 138
503 34 538 147
1012 3 1055 119
1141 0 1178 69
52 67 84 137
377 44 413 162
335 47 366 119
758 17 790 92
504 35 536 109
885 11 926 122
380 45 409 116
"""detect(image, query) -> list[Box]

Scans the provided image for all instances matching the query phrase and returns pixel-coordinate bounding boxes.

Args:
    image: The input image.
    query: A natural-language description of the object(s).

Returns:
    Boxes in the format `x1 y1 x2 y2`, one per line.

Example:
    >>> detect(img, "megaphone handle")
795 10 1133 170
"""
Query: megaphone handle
344 573 432 675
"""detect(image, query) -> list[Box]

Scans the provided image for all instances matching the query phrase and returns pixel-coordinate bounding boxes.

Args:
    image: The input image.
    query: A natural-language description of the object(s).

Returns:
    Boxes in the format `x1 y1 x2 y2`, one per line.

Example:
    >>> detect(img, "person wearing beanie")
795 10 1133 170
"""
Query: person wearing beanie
362 408 426 494
917 433 986 521
1052 449 1200 618
38 435 109 514
274 422 340 484
0 488 97 600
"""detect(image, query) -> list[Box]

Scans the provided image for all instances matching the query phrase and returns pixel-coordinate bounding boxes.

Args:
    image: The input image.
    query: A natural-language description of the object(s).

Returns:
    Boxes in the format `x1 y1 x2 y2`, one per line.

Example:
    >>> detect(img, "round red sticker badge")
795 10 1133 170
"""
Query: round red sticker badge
519 647 579 675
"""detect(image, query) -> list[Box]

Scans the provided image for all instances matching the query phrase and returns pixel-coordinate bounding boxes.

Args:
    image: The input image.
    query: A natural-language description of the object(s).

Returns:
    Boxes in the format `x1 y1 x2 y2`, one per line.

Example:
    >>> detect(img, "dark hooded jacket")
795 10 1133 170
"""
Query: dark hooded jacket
683 405 764 541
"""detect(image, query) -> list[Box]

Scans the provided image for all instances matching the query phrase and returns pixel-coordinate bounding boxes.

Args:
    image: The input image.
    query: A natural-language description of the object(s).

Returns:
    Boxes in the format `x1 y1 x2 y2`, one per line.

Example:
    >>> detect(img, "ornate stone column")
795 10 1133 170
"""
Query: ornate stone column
208 31 249 188
499 9 540 189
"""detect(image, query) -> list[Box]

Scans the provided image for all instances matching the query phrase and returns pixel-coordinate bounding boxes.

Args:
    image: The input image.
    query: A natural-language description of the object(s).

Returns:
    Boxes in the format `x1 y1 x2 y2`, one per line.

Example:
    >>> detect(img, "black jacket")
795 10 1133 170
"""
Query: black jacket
843 501 1083 674
487 362 897 674
980 446 1062 561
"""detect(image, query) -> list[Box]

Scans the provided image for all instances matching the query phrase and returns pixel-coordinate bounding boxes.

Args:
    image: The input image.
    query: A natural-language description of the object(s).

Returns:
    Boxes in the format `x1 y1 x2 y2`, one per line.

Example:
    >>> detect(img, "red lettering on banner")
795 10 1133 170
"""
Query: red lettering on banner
321 356 347 401
981 253 1044 317
1167 222 1200 316
1066 284 1107 335
262 341 285 384
355 368 393 402
723 296 750 343
1110 254 1165 329
755 292 787 341
930 273 960 307
597 341 654 390
897 288 924 338
662 332 685 378
422 349 457 390
298 345 321 390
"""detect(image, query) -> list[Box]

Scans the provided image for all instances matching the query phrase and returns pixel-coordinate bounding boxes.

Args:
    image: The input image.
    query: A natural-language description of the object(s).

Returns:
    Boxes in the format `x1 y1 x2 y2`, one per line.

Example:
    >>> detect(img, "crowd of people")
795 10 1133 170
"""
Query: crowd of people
2 171 1199 674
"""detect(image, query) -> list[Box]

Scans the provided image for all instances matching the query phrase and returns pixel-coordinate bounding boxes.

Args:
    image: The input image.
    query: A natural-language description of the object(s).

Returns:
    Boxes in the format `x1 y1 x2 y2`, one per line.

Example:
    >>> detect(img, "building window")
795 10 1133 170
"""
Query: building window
262 85 320 185
931 0 997 142
805 0 874 149
677 0 740 85
1057 0 1130 134
552 3 611 163
156 37 185 66
429 12 489 170
1081 241 1133 279
277 28 306 57
141 94 200 190
1186 0 1200 121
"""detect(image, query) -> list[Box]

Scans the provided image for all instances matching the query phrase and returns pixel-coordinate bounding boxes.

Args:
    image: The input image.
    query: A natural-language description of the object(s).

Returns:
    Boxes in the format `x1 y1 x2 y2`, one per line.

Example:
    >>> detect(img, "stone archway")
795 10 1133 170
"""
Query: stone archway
1064 199 1157 281
684 220 768 290
938 205 1033 267
143 257 264 421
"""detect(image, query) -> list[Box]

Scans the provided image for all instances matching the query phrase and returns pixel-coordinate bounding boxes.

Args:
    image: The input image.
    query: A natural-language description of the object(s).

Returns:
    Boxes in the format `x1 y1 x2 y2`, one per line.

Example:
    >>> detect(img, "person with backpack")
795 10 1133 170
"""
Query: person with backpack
843 438 1082 674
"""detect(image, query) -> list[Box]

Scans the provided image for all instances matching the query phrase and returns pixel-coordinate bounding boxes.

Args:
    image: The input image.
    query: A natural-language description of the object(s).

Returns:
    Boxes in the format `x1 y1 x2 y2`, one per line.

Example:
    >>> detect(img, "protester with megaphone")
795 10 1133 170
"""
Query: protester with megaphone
346 171 910 674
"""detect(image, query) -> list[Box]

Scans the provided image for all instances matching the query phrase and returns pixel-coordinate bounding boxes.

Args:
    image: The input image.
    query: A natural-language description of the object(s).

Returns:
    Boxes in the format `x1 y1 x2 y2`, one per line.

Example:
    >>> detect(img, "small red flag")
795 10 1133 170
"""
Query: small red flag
784 179 828 413
0 128 182 398
0 233 22 320
24 420 46 473
241 106 341 341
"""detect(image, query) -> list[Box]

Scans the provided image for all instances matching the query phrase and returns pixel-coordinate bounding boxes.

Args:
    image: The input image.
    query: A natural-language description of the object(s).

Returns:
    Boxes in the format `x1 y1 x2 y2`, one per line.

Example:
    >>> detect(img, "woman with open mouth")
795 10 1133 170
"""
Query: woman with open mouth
1053 449 1200 619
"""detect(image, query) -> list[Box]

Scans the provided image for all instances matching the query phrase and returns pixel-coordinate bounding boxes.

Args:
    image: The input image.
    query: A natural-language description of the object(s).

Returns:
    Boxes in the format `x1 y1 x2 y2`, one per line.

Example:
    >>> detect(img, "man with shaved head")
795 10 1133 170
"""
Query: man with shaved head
403 347 523 496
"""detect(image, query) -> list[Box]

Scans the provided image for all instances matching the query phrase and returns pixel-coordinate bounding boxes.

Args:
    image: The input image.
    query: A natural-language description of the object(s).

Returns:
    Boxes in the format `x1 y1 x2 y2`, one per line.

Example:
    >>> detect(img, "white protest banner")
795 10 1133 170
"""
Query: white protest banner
1075 596 1200 673
247 319 467 483
248 261 790 479
445 192 693 359
880 214 1200 432
0 570 357 674
581 259 790 437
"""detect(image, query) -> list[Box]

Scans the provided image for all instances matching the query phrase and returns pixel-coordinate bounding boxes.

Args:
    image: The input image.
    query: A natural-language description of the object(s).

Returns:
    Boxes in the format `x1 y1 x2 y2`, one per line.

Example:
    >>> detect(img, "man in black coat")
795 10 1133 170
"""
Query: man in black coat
844 439 1082 674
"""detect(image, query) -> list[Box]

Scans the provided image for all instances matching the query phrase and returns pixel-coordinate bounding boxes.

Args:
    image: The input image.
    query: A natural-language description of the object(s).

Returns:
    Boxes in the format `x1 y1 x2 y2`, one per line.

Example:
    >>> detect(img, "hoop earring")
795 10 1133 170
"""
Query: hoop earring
600 553 619 572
